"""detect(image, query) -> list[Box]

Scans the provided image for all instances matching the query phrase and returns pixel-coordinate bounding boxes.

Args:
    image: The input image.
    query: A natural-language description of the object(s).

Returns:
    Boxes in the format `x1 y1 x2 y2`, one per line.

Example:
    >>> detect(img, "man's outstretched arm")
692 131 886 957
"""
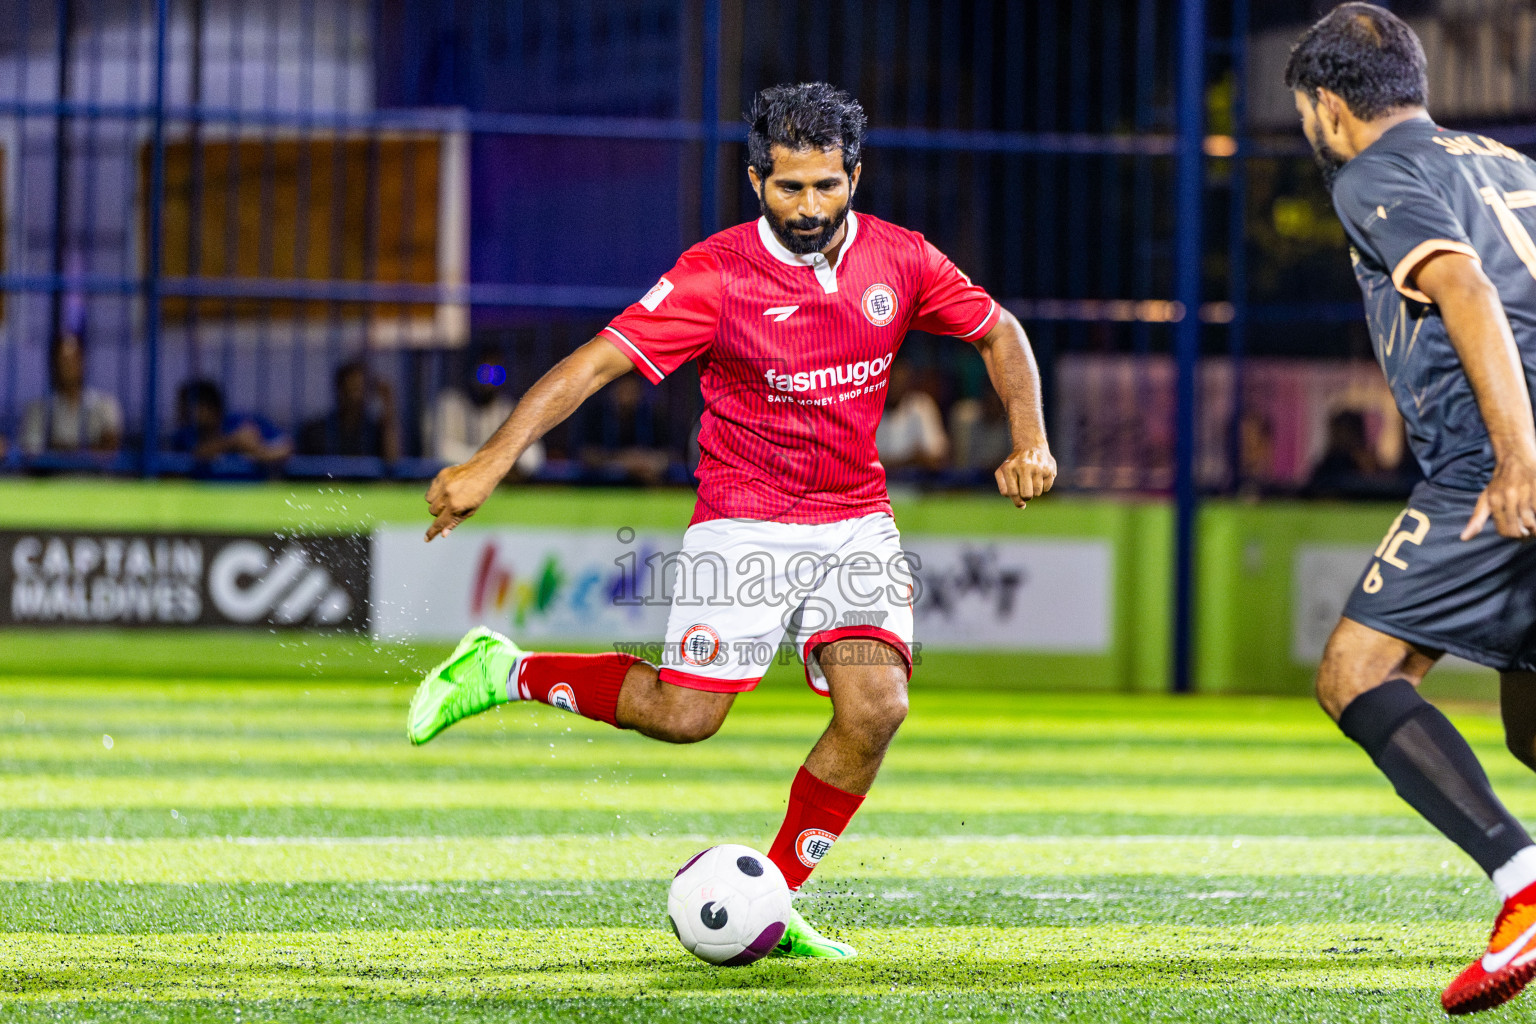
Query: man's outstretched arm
973 308 1057 508
425 337 635 540
1413 252 1536 540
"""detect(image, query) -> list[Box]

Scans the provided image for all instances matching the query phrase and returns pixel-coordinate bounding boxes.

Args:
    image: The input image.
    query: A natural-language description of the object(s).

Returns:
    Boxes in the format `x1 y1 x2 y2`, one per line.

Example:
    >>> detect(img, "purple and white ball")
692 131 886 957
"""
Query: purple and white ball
667 844 791 966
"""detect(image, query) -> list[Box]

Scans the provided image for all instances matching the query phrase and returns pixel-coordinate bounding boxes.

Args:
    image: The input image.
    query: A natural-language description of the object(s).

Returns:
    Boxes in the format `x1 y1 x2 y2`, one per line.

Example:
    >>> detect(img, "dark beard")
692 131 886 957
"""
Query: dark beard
1310 137 1347 192
760 190 852 255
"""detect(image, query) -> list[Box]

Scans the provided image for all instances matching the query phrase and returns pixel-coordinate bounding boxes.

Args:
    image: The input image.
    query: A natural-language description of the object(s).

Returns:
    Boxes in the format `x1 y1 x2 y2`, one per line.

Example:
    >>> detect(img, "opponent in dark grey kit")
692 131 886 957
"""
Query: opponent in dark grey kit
1288 3 1536 1014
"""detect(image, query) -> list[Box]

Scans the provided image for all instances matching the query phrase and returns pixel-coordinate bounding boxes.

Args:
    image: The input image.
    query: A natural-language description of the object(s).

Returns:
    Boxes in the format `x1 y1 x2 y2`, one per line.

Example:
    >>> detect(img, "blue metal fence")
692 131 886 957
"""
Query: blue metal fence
0 0 1241 483
11 0 1536 690
6 16 1529 475
13 2 1533 483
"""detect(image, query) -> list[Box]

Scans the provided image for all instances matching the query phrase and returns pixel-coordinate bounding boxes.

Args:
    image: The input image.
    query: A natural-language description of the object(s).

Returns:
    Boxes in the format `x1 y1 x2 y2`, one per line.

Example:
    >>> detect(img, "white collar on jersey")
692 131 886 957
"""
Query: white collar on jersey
755 210 859 295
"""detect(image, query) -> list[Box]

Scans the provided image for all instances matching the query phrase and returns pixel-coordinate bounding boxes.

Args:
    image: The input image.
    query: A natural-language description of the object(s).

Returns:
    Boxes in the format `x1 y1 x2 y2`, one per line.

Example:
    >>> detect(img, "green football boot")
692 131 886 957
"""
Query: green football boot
407 626 524 745
770 903 857 959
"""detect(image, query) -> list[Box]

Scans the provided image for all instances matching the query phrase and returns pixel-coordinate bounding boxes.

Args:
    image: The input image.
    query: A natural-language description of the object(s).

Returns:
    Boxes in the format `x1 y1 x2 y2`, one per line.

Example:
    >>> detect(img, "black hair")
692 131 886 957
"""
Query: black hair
48 331 84 368
47 331 86 392
334 359 367 391
1329 408 1369 444
1284 3 1427 120
745 83 867 180
179 379 224 414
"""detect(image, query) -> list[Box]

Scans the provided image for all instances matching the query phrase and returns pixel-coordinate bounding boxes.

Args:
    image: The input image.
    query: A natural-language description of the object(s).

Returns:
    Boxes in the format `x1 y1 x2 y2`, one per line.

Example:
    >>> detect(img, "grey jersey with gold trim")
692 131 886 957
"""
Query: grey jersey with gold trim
1331 118 1536 490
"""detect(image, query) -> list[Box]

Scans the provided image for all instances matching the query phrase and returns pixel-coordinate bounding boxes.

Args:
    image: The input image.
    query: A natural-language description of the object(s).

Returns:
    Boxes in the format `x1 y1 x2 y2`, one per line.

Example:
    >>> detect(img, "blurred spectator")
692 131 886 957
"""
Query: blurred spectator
949 389 1013 471
1239 410 1277 486
876 360 949 471
425 350 544 474
1305 409 1381 498
19 333 123 456
1231 409 1280 499
297 360 401 462
171 380 292 477
581 375 671 485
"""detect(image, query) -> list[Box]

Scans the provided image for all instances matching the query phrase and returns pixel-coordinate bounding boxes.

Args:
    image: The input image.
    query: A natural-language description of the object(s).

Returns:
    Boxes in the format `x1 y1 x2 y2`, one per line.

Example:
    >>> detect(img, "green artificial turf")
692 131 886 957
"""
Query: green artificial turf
1 673 1531 1021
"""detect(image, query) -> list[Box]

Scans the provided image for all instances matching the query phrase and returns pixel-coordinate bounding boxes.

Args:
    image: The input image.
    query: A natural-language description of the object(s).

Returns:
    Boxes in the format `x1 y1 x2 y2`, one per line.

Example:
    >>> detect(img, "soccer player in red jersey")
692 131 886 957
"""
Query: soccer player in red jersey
407 83 1057 957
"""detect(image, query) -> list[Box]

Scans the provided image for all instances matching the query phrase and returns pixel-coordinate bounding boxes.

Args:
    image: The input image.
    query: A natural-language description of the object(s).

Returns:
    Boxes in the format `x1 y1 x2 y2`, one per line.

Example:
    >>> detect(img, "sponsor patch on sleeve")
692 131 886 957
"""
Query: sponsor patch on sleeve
639 277 675 312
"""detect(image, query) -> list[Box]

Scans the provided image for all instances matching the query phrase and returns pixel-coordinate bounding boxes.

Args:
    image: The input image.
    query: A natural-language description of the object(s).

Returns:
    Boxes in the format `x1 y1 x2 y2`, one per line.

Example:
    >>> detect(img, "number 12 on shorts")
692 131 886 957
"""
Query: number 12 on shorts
1363 508 1430 593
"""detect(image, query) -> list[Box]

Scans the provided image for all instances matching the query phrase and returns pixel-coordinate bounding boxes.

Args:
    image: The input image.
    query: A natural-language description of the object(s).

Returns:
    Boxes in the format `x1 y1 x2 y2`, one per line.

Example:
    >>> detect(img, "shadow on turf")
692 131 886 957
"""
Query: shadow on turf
2 946 1455 1000
641 950 1454 994
0 989 1500 1024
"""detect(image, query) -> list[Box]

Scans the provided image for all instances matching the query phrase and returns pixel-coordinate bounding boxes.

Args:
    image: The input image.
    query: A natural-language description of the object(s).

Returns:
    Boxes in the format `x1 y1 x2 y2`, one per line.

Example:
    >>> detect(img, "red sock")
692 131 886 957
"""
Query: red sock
767 766 866 891
513 652 638 727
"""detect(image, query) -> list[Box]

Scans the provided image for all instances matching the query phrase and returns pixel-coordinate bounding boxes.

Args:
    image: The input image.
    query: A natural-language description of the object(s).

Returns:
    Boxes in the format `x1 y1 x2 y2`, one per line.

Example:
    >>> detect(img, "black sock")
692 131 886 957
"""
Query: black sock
1338 678 1533 877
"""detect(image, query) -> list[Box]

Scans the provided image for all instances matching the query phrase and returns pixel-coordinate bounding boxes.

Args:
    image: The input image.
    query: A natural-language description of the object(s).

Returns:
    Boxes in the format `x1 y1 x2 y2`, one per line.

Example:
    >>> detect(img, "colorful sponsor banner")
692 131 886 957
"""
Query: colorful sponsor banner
371 528 675 643
370 527 1111 652
908 537 1112 652
0 530 369 630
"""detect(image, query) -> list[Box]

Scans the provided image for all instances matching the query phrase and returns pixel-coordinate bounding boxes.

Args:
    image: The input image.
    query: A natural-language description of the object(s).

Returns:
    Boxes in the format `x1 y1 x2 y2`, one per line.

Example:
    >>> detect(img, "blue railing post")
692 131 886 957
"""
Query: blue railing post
1228 0 1250 492
699 0 722 240
141 0 170 476
46 0 71 347
1172 0 1206 694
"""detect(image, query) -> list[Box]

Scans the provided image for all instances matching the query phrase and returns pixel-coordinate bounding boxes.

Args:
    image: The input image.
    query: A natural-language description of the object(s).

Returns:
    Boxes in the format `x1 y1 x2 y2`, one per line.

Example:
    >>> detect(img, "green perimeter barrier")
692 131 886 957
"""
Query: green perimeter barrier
0 479 1496 698
1197 500 1495 701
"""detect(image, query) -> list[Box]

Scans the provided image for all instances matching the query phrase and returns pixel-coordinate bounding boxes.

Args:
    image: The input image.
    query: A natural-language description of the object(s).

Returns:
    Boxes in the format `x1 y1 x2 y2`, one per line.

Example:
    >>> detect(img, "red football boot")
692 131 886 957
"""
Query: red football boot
1443 881 1536 1015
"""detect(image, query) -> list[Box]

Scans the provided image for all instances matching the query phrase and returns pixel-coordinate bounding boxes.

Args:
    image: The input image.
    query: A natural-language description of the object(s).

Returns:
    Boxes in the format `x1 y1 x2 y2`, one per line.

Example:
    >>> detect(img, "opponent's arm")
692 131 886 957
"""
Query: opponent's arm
1412 252 1536 539
425 336 635 541
973 308 1057 508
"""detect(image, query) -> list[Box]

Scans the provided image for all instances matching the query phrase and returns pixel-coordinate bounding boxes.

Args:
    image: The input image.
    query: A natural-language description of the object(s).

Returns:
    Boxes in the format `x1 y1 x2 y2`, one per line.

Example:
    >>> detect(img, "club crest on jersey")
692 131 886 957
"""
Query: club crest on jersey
680 623 722 666
795 828 838 867
861 283 898 326
547 682 579 714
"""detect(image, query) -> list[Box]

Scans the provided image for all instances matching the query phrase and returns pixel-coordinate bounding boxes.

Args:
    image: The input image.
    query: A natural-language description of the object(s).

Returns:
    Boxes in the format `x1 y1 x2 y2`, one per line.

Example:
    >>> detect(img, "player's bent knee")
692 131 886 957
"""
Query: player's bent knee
880 689 910 732
657 692 732 744
1313 667 1347 718
678 712 727 744
1313 619 1432 721
1315 667 1387 723
650 714 723 745
842 688 908 748
1314 629 1357 716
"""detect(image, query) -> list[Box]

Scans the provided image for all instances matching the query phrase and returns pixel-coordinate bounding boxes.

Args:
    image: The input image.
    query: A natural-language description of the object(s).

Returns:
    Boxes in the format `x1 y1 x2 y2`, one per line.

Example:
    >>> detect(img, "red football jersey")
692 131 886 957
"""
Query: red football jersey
602 212 1001 525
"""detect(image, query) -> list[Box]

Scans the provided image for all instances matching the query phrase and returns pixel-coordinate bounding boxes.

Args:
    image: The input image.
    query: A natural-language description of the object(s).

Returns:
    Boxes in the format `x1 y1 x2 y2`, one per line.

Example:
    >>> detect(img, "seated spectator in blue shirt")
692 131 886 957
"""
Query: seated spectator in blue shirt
19 333 123 459
170 380 291 478
296 360 400 461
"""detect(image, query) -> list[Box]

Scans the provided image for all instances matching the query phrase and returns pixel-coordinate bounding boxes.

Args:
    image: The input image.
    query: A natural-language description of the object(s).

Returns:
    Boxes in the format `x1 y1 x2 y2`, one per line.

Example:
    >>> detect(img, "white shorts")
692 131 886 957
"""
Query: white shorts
658 512 915 695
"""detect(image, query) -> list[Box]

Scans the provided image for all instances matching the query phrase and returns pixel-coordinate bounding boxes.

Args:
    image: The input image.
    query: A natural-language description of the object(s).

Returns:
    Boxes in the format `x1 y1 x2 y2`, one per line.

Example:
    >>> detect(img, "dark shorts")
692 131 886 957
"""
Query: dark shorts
1342 480 1536 673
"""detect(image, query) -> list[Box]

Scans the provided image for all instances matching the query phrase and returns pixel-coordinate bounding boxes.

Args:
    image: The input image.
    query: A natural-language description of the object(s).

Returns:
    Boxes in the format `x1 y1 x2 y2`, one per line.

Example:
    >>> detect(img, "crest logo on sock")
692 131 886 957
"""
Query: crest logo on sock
547 682 579 714
795 828 838 867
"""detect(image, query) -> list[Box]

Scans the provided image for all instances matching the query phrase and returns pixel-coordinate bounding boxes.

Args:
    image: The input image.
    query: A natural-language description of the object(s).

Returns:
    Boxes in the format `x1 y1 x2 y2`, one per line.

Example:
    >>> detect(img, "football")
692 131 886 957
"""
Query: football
667 844 792 965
